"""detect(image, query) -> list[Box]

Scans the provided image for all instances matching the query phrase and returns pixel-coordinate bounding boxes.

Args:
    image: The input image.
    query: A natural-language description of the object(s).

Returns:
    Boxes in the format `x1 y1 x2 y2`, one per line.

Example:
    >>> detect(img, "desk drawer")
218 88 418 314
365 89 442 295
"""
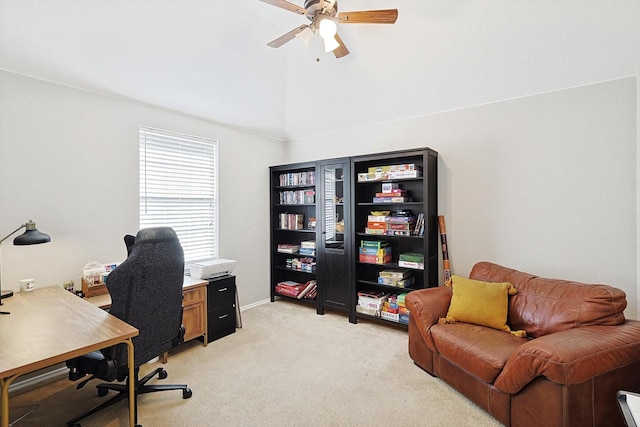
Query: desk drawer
183 286 205 306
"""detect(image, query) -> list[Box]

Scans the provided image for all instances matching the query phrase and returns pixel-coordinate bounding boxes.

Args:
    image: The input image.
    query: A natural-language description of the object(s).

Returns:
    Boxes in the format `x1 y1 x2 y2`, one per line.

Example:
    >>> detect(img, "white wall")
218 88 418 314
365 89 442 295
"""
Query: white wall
0 71 284 308
286 78 639 319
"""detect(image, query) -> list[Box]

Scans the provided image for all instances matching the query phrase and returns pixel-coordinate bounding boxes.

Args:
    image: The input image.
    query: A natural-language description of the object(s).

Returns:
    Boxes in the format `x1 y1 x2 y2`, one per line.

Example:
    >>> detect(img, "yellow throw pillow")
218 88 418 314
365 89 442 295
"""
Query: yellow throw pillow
438 275 526 337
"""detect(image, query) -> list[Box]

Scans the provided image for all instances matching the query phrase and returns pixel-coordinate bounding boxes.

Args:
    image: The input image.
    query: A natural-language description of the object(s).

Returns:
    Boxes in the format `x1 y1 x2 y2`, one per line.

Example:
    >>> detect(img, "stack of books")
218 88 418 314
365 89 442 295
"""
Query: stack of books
275 280 317 299
356 290 389 317
365 214 416 236
381 292 410 324
386 216 416 236
358 240 392 264
299 240 316 256
377 270 414 288
372 188 410 203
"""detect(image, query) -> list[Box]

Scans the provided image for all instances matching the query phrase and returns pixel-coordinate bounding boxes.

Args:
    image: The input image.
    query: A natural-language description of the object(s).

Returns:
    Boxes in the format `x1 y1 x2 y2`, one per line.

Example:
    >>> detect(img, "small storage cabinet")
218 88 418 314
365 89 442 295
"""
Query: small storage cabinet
204 275 237 342
182 280 207 343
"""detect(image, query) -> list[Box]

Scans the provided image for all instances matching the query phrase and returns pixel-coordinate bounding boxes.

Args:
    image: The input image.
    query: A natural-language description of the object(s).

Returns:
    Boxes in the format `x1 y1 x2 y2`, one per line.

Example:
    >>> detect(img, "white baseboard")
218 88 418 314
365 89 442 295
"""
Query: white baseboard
239 298 270 312
9 365 68 395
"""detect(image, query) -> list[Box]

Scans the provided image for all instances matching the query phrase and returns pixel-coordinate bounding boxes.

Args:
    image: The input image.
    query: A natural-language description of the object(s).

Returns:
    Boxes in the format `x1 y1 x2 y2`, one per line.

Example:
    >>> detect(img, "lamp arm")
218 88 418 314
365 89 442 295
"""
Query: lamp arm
0 224 26 245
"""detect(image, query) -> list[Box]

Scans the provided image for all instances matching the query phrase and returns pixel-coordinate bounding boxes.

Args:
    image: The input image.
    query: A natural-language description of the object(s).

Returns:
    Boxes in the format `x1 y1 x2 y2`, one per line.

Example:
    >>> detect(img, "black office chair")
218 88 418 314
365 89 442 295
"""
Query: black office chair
66 227 192 427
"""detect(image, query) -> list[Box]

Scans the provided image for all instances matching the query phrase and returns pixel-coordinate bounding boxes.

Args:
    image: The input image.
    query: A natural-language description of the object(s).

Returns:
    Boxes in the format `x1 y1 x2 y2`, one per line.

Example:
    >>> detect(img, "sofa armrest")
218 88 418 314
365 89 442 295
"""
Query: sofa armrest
494 320 640 394
406 287 452 350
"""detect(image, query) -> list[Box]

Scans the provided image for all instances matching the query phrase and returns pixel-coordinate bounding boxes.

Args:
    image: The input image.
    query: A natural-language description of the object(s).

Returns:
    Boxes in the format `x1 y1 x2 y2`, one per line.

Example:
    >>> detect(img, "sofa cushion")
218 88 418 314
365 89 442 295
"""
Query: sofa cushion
439 275 525 336
470 262 626 338
493 321 640 394
431 322 528 383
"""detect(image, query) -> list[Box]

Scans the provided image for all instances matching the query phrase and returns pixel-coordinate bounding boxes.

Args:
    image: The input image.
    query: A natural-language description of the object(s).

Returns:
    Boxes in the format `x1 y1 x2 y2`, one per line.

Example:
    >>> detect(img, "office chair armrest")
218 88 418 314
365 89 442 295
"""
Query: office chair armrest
66 350 117 383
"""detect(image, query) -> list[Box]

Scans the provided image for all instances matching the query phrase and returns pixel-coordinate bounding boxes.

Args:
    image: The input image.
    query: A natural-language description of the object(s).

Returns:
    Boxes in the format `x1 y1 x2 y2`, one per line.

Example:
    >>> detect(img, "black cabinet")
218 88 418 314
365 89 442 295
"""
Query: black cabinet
269 147 438 327
203 275 236 342
317 158 352 314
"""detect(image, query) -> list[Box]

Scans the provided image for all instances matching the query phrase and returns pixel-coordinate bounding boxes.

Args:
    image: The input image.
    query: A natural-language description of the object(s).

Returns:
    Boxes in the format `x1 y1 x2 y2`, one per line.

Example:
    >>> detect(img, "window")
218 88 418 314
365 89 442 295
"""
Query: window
139 126 218 265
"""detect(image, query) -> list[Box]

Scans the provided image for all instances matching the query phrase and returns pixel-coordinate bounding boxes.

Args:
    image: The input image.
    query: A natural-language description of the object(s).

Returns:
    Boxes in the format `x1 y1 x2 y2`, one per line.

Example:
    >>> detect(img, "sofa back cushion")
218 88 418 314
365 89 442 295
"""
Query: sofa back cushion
469 262 626 338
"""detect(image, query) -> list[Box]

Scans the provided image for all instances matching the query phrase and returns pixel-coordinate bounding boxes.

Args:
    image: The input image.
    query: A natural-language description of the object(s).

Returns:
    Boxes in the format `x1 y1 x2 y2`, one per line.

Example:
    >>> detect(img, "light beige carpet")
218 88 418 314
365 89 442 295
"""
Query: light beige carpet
9 301 502 426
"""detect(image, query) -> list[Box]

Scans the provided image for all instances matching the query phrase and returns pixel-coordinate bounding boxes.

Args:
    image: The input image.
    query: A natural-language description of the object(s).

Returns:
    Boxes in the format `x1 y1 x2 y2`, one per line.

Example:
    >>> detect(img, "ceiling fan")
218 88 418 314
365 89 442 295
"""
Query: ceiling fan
259 0 398 58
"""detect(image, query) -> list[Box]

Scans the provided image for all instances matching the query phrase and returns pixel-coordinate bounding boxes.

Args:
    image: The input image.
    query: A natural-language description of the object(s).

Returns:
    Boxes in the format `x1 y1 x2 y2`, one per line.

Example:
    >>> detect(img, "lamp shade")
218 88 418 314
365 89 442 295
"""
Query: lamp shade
13 221 51 245
294 26 315 48
323 36 340 53
318 18 337 40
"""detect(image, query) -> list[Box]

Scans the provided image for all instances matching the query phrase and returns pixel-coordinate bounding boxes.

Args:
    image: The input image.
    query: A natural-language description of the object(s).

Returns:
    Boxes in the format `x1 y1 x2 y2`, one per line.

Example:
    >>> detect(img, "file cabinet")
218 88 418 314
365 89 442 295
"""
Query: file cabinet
204 275 236 342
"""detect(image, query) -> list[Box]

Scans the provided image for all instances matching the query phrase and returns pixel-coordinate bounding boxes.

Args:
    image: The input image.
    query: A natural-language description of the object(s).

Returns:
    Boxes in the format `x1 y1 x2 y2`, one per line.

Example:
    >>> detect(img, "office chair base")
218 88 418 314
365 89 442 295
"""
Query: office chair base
66 367 192 427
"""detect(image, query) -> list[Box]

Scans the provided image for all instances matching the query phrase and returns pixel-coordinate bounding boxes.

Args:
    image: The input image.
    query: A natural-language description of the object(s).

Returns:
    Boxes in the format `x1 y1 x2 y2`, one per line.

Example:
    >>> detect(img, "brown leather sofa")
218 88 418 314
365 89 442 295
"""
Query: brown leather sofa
406 261 640 427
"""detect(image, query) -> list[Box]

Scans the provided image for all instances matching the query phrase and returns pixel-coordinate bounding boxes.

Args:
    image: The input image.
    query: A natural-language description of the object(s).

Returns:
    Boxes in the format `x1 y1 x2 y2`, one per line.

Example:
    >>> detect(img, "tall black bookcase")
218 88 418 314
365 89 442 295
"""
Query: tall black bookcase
269 147 438 327
350 148 438 324
269 162 320 312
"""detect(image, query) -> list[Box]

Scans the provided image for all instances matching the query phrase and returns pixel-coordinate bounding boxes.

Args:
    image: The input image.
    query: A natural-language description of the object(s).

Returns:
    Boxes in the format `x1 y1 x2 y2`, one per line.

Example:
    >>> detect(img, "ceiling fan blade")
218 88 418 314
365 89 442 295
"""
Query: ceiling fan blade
258 0 306 15
333 33 349 58
267 25 309 48
336 9 398 24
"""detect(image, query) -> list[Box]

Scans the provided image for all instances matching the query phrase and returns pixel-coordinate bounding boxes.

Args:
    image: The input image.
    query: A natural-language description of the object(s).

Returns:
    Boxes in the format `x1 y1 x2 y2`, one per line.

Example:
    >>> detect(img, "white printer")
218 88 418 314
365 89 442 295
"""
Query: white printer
190 259 237 280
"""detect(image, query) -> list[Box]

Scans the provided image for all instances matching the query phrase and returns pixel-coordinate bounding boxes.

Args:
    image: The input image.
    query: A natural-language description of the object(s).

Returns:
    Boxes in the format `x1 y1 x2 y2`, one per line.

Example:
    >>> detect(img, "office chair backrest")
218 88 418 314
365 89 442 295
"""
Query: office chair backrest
106 227 184 367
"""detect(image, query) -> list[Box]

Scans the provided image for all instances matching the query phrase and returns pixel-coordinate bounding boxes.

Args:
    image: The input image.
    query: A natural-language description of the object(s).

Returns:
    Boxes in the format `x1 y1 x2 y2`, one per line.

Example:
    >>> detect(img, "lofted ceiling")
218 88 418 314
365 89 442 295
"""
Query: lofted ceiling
1 0 639 141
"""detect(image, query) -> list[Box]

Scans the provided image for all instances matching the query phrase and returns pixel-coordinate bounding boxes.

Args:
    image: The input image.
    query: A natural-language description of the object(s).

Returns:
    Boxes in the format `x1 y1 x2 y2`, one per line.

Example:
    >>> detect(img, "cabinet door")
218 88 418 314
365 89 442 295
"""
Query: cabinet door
182 286 206 342
318 159 351 313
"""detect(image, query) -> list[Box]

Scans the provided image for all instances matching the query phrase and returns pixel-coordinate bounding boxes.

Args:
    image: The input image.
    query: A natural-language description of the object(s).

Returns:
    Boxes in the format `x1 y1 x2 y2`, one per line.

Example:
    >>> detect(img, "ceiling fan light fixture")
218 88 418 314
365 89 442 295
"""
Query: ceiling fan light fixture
323 35 340 53
295 26 315 48
318 17 337 40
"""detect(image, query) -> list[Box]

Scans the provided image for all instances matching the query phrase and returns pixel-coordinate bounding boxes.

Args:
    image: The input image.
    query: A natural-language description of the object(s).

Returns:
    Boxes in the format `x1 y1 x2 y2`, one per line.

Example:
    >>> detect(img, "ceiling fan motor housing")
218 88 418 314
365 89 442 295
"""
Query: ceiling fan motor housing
304 0 338 20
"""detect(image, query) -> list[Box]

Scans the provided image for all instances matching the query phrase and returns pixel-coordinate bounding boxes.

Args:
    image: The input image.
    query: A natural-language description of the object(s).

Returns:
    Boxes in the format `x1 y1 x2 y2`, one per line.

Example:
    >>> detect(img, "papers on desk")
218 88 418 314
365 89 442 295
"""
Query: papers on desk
617 390 640 427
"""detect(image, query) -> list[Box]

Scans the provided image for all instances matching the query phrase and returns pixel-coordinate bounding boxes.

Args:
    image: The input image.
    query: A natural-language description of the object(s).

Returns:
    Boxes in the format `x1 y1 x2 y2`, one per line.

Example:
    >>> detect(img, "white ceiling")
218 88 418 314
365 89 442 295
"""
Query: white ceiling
1 0 639 141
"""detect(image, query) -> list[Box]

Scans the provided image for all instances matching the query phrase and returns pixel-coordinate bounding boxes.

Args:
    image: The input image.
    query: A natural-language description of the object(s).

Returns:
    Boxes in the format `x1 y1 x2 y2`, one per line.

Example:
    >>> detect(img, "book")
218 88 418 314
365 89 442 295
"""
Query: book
297 280 317 299
375 190 406 197
372 196 411 203
298 247 316 256
379 270 411 279
360 240 389 249
359 246 392 256
277 244 300 253
366 221 388 229
364 228 386 235
413 213 425 236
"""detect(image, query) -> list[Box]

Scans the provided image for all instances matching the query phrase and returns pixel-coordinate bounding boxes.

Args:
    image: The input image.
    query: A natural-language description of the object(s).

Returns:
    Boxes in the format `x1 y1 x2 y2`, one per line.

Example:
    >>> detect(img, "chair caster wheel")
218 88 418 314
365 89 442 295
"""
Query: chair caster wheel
183 388 192 399
97 387 108 397
158 369 168 380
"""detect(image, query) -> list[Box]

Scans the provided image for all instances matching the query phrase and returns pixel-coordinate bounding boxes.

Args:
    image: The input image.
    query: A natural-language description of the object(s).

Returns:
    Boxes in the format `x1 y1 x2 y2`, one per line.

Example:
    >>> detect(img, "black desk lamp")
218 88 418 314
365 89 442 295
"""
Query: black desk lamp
0 220 51 313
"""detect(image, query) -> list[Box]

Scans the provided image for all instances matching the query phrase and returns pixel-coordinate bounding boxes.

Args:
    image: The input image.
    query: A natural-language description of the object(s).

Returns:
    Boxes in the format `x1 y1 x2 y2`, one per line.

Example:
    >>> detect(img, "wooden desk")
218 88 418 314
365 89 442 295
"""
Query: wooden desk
86 276 208 346
0 287 139 427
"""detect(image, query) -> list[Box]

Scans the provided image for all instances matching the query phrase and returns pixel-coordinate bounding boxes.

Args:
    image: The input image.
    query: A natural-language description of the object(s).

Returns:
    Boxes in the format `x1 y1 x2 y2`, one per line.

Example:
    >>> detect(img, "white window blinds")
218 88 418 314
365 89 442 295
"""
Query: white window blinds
139 126 218 265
